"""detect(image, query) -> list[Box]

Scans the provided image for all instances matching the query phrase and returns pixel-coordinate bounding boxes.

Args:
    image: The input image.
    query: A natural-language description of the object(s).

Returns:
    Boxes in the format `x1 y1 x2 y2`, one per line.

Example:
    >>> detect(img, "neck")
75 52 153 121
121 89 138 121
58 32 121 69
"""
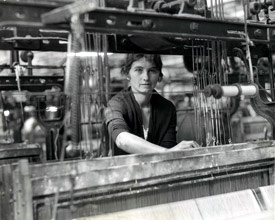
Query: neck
133 92 152 107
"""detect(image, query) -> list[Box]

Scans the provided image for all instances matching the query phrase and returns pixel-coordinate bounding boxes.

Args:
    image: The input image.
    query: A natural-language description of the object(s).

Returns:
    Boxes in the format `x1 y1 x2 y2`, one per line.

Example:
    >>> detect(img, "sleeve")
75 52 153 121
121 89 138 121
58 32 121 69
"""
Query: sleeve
104 98 130 142
160 105 177 148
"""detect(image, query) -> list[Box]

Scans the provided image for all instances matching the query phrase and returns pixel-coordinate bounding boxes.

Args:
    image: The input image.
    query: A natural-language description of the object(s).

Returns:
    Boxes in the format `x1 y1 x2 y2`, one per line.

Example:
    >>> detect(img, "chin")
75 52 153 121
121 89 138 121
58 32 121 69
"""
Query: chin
140 88 152 93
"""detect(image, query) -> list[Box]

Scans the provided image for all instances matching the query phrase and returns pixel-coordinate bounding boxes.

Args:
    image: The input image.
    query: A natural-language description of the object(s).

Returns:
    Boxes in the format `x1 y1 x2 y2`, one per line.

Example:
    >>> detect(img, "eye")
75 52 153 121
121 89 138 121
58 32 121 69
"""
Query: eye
134 68 143 73
149 68 159 74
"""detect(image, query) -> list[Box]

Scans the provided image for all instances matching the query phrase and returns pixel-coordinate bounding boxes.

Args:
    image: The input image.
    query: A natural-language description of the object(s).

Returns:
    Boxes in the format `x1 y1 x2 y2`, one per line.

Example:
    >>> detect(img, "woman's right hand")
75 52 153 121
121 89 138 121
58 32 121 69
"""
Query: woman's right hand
170 140 200 151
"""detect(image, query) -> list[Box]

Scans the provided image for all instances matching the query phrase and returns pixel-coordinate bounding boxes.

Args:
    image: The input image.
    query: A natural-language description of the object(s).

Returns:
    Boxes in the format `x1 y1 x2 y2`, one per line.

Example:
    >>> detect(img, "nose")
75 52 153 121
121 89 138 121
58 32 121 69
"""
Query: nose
142 70 149 81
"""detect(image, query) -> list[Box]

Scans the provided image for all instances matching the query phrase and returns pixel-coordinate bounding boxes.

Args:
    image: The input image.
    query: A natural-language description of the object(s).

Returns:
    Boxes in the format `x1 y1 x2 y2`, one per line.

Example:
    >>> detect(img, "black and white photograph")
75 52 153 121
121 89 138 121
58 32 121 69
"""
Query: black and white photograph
0 0 274 219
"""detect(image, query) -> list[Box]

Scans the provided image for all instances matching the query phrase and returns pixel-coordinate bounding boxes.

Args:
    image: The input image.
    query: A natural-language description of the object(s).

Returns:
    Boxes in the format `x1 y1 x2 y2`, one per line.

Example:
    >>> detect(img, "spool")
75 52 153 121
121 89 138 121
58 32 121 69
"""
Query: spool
221 85 239 97
204 84 258 99
239 84 258 97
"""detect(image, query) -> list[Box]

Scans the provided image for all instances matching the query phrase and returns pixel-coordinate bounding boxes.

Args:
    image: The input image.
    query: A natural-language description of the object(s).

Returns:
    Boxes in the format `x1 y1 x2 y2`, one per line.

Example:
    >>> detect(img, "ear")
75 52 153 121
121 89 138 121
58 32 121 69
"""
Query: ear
158 76 163 82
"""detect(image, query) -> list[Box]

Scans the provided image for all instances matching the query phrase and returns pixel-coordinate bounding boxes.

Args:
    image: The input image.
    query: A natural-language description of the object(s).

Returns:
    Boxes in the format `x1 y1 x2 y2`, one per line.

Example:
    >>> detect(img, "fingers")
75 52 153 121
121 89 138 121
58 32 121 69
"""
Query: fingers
179 140 201 149
177 145 190 150
169 144 187 151
169 141 201 152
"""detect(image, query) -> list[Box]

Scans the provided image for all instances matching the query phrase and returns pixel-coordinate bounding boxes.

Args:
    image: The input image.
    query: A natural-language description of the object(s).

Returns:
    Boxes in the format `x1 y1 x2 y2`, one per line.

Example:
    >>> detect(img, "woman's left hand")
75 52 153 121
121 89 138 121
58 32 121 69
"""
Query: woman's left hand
170 140 200 151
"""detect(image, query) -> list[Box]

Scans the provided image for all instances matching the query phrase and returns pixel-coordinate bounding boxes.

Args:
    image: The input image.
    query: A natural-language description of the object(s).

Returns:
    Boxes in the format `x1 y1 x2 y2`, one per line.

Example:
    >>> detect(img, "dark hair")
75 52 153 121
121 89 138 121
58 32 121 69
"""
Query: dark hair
121 54 163 79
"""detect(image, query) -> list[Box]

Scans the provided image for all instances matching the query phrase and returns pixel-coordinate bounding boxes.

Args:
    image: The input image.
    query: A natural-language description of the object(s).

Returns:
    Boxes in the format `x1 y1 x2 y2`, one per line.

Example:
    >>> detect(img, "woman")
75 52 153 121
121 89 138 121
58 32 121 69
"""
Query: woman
105 54 199 155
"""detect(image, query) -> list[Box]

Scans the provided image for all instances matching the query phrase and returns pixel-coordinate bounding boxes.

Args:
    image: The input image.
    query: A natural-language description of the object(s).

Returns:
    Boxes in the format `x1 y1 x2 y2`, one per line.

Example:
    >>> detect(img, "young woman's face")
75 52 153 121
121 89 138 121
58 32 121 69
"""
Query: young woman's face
128 57 160 94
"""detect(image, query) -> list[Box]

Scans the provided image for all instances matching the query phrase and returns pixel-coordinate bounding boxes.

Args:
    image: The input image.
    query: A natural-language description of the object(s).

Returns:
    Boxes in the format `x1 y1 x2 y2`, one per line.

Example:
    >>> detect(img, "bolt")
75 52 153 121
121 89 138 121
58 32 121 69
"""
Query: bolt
254 29 262 37
121 38 127 45
190 22 199 32
142 19 154 29
15 10 26 19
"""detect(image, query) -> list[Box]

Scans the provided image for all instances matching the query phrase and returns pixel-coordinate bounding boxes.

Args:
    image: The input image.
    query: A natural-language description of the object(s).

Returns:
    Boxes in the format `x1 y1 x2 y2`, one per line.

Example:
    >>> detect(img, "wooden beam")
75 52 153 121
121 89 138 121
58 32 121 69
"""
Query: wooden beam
31 141 275 197
29 141 275 179
13 160 33 220
41 0 97 25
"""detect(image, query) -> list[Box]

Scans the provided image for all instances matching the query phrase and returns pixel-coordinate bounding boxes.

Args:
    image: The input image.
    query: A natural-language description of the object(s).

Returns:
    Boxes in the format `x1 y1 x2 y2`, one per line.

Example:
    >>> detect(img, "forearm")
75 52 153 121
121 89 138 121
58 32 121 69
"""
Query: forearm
116 132 167 154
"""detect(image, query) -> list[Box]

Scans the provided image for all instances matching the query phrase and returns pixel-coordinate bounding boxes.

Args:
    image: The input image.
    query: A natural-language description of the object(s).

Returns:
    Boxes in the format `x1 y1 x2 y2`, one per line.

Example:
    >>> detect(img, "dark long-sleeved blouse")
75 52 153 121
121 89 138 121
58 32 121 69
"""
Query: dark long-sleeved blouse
105 87 177 155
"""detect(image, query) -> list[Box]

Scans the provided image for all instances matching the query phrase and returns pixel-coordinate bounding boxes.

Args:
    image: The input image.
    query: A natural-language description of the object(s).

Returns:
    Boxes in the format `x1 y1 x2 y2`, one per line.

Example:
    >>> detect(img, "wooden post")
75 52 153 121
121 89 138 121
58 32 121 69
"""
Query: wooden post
0 164 14 220
13 160 33 220
269 164 275 185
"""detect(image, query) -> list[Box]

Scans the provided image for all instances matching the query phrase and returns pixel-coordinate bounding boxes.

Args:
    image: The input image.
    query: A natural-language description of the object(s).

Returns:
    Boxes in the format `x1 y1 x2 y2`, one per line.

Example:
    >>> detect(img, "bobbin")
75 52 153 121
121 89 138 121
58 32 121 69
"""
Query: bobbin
204 83 258 99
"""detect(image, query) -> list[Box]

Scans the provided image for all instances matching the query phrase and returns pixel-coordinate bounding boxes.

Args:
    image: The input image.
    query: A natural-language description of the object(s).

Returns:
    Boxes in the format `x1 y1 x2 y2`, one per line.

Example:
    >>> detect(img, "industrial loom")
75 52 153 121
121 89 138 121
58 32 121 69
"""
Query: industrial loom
0 0 274 219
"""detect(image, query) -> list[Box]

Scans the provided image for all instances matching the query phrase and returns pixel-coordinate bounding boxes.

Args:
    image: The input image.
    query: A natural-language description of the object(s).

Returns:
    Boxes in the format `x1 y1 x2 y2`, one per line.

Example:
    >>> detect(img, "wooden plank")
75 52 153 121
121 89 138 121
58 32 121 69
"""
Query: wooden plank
0 144 41 160
73 209 275 220
13 167 22 220
0 148 41 159
195 189 261 220
31 145 275 197
0 164 15 220
41 0 97 24
0 143 39 150
269 166 275 185
74 199 202 220
13 160 33 220
259 185 275 210
19 160 33 220
2 165 14 220
72 188 273 220
30 140 275 179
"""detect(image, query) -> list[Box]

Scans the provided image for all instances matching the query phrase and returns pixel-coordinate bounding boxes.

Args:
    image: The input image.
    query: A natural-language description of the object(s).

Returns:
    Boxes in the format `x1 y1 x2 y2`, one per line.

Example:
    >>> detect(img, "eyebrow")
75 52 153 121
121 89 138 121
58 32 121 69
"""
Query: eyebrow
133 66 144 68
132 65 158 69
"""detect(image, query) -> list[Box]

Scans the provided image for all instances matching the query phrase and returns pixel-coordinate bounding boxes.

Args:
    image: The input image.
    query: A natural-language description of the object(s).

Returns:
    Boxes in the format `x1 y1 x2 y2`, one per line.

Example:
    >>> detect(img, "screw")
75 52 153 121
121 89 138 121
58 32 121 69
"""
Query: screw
190 22 199 32
254 29 262 37
142 19 154 29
